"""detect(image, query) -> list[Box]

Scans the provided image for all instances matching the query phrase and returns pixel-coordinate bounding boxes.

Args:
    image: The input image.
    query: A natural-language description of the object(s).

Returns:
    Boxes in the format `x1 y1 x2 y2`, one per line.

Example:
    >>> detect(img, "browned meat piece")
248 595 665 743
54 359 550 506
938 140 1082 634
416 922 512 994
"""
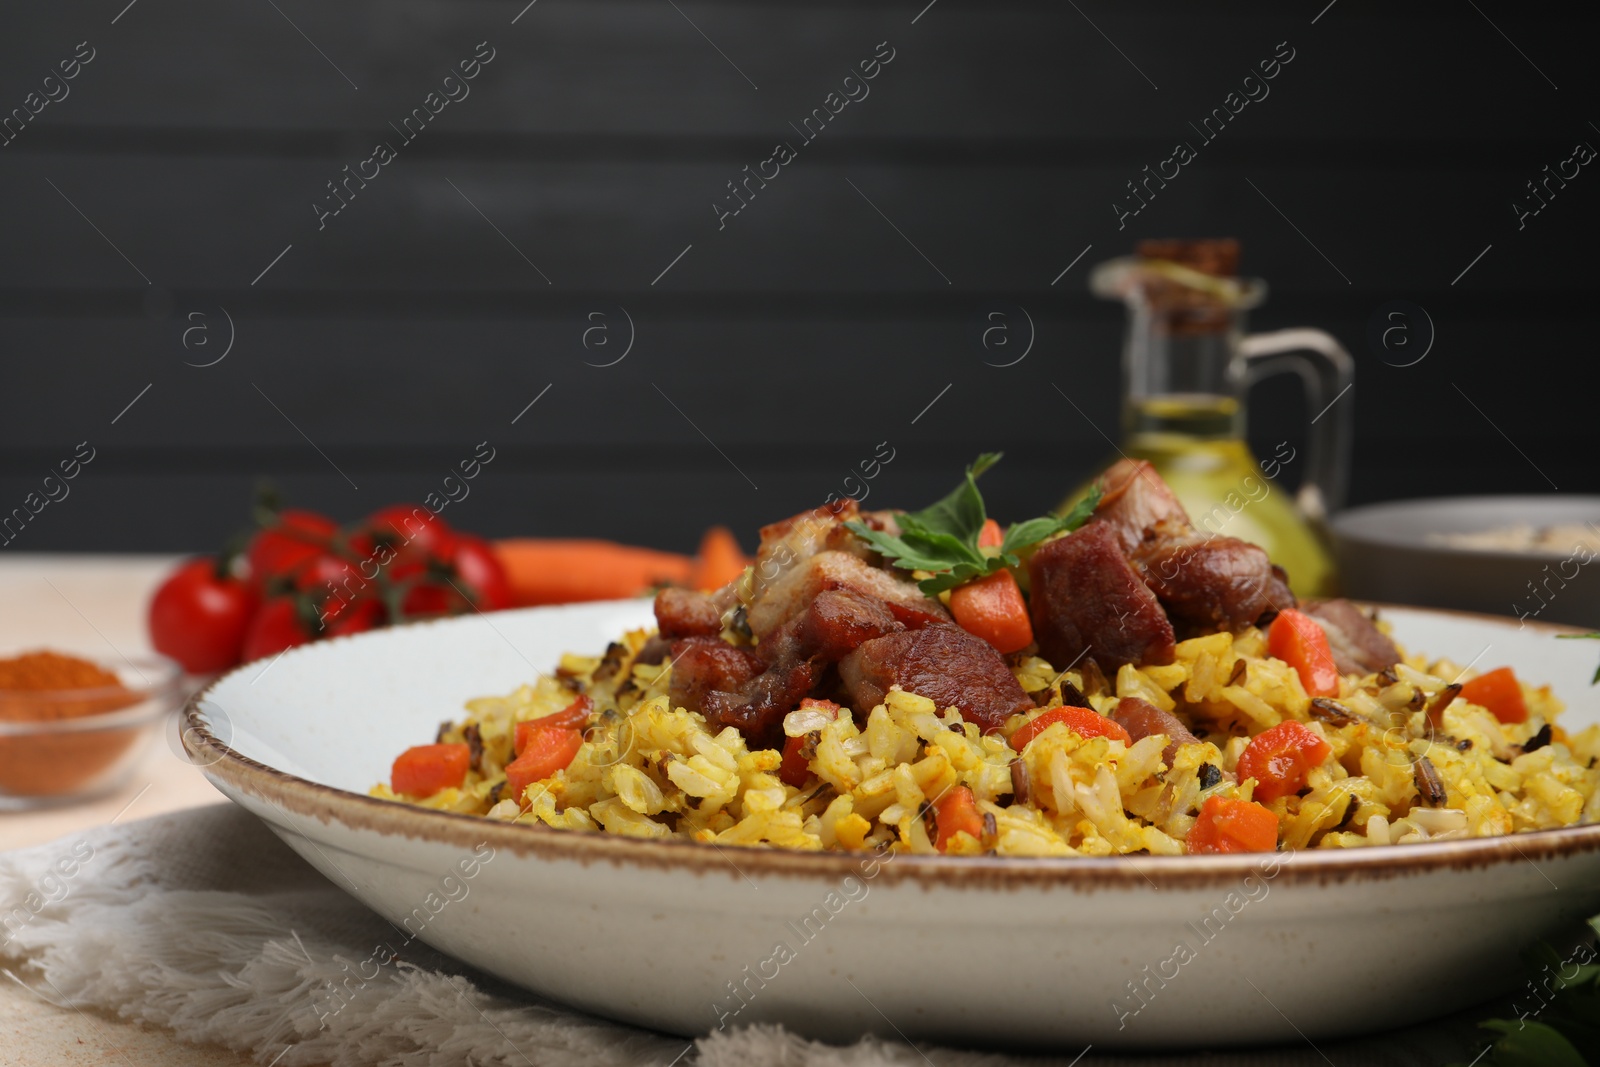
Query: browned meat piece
838 626 1034 733
751 499 861 603
1303 599 1401 676
748 550 948 640
1110 697 1198 764
822 516 890 561
1133 535 1294 633
731 590 903 742
699 660 820 747
667 587 907 745
667 637 762 718
667 634 814 746
742 587 904 704
1027 523 1176 671
1088 460 1292 634
1092 459 1191 554
654 588 723 639
633 634 672 666
757 498 858 545
797 588 904 661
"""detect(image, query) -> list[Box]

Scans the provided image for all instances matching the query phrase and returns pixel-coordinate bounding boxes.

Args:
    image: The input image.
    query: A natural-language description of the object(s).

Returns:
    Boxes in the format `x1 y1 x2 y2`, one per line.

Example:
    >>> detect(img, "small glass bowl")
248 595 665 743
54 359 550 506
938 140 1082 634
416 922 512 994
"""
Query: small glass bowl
0 653 184 810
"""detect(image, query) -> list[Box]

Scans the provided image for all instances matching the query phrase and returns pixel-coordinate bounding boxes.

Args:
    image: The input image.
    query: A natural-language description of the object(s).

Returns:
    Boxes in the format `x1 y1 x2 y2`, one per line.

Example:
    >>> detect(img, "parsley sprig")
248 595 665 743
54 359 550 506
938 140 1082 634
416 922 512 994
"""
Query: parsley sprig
843 452 1101 595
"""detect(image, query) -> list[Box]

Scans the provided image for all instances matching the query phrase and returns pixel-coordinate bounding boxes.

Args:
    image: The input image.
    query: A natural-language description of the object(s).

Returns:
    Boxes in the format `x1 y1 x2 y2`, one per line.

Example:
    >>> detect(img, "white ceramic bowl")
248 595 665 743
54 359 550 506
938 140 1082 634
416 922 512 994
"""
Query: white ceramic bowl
1332 495 1600 627
183 601 1600 1050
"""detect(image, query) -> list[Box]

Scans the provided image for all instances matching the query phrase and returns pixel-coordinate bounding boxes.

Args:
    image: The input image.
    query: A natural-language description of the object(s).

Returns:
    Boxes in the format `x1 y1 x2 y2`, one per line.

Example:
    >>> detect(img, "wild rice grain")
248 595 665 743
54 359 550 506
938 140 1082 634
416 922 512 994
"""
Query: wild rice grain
1414 757 1448 806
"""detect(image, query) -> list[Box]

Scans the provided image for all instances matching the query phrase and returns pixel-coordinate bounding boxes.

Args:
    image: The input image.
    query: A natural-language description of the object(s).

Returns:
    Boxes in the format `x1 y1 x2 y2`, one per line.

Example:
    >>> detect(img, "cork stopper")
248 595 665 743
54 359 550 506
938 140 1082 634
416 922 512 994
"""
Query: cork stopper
1136 238 1239 278
1134 238 1241 335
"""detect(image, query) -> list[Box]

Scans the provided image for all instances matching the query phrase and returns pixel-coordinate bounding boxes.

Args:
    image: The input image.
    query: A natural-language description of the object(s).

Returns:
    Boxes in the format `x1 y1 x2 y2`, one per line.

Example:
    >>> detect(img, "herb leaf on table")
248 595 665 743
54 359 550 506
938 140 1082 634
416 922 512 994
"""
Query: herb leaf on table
1555 632 1600 685
1450 915 1600 1066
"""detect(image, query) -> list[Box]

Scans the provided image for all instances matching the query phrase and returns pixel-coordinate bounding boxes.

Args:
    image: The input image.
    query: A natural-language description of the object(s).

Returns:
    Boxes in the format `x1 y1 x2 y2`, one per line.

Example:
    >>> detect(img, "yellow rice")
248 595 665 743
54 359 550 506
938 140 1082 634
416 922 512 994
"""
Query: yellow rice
373 624 1600 856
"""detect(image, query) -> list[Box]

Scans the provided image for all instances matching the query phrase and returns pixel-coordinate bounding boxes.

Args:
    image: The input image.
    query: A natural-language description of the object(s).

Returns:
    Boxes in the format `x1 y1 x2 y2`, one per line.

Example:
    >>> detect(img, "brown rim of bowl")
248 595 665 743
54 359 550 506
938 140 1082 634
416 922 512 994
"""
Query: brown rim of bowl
180 602 1600 892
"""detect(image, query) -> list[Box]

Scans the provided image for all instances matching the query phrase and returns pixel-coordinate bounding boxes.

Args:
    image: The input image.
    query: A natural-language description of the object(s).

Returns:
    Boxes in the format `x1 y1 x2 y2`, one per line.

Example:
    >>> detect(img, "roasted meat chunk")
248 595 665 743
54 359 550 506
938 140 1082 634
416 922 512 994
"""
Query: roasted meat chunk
839 625 1034 733
1110 697 1198 764
668 636 763 715
1053 458 1296 638
750 499 862 605
699 660 820 746
1092 459 1191 554
653 588 723 639
796 587 904 661
748 550 948 639
667 635 818 746
1302 599 1401 676
1133 536 1293 632
1028 522 1176 671
665 500 946 743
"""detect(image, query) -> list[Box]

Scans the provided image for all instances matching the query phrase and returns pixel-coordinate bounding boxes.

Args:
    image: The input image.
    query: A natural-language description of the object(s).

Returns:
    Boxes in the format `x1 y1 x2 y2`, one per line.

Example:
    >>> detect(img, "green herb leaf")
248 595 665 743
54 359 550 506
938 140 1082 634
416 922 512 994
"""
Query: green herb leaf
1000 485 1102 558
916 562 992 596
844 455 1102 597
1473 1020 1589 1067
844 526 960 574
1451 920 1600 1067
899 452 1001 547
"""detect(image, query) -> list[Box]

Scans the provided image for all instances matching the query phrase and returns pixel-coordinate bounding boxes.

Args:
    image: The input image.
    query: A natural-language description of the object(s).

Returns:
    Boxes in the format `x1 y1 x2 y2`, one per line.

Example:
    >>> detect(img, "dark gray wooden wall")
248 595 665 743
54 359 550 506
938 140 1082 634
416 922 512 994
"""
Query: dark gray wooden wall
2 0 1595 553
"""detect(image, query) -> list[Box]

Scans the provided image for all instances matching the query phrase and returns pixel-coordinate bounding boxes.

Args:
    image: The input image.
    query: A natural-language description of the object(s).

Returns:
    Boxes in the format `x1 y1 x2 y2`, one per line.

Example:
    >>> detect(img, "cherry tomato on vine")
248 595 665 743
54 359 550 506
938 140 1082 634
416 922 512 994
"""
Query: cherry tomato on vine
147 556 260 673
324 597 387 638
381 539 439 585
290 551 355 594
451 535 513 610
400 582 463 618
241 597 316 662
364 504 455 558
247 509 337 588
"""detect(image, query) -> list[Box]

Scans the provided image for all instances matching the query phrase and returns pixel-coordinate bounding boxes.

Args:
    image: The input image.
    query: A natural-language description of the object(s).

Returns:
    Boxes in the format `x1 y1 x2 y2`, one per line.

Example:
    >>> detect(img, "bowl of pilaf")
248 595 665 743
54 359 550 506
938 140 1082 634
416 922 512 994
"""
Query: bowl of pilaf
181 458 1600 1047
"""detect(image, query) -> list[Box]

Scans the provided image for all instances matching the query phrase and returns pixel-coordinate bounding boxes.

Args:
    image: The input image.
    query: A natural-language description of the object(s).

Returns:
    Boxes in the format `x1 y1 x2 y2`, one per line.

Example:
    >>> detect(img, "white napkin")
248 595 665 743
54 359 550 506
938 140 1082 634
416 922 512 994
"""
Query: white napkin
1 805 1489 1066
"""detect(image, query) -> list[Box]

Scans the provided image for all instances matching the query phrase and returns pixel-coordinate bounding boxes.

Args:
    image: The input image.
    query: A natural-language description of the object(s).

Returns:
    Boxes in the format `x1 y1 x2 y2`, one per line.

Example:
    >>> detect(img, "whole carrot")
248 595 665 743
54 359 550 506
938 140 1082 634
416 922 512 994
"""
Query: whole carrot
493 540 694 606
690 526 749 591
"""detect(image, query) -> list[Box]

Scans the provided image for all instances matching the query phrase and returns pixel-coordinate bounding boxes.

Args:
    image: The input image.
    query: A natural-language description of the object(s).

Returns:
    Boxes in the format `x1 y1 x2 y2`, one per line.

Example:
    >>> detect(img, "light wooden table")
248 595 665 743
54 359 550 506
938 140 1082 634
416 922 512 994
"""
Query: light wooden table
1 555 269 1067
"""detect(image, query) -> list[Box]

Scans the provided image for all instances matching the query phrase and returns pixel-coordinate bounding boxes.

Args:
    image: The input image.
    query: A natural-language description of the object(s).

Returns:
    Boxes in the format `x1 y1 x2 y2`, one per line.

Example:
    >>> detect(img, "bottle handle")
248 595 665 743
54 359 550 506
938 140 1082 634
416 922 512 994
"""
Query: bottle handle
1237 328 1354 521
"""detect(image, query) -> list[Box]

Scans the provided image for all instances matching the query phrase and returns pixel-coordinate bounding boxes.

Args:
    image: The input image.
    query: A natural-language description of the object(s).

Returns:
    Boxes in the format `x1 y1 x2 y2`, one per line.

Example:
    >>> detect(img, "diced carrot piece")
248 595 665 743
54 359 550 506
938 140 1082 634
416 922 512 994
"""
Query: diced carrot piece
391 743 471 797
514 695 594 754
779 735 811 788
1267 609 1341 697
1186 795 1280 854
1236 721 1331 802
933 786 985 851
1009 705 1134 751
950 569 1034 655
978 519 1004 549
778 699 839 787
1459 667 1528 724
504 728 584 805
